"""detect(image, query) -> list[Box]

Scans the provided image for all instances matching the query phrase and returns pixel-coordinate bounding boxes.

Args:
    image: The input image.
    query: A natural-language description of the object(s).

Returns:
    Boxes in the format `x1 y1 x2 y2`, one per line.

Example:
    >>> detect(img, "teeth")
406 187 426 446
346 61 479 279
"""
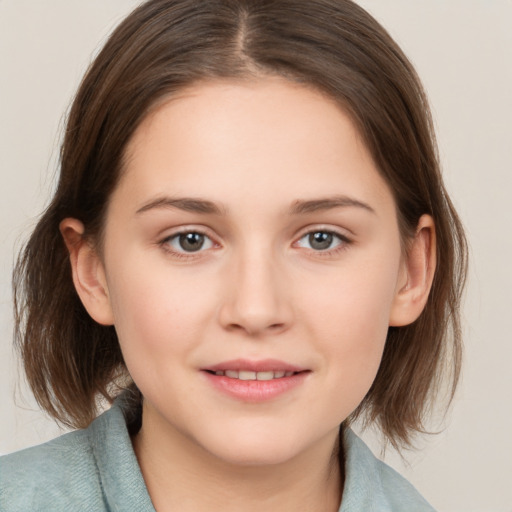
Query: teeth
239 370 256 380
256 371 274 381
213 370 296 380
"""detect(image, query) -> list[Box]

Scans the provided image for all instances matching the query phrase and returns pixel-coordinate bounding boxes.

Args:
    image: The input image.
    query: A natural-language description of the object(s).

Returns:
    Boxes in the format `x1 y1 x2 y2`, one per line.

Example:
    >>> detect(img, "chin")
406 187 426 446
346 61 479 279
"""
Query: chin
208 439 301 467
197 423 329 468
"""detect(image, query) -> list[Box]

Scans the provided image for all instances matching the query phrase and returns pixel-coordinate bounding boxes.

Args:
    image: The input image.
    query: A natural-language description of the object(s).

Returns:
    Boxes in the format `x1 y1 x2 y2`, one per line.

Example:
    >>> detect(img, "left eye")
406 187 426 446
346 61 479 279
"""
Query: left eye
165 232 214 253
296 231 345 251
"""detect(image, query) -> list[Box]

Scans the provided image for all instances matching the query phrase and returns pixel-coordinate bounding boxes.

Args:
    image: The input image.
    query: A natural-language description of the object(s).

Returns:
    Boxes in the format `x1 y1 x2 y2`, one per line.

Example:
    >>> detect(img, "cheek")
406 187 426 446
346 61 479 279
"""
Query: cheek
105 260 217 365
304 251 400 339
300 252 401 401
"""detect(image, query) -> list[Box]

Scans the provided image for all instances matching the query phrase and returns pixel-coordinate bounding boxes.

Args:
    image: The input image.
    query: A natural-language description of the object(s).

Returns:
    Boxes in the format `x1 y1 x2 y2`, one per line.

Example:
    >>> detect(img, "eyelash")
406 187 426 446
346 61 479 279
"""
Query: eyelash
158 228 352 260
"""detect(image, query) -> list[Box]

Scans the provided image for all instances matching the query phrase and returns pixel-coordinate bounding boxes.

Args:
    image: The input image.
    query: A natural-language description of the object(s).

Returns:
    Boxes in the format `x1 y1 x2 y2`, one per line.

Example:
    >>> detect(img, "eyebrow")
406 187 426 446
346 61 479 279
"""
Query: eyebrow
135 194 375 216
289 196 376 215
136 197 226 216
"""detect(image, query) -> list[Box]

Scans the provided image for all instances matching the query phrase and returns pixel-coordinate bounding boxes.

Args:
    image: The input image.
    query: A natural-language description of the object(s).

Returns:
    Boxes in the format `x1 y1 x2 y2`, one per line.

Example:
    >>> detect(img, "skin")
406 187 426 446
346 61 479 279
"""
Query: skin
61 77 435 512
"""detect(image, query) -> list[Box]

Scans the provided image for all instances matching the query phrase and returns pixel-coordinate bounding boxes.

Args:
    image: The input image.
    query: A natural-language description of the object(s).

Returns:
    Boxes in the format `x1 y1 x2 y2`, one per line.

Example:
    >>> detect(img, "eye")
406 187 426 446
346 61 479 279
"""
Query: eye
164 231 214 253
296 230 347 251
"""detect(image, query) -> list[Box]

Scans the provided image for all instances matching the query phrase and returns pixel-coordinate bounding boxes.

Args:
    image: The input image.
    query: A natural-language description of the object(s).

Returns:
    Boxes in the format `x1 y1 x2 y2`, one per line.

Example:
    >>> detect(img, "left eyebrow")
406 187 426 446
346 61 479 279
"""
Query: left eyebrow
135 196 226 216
289 196 376 215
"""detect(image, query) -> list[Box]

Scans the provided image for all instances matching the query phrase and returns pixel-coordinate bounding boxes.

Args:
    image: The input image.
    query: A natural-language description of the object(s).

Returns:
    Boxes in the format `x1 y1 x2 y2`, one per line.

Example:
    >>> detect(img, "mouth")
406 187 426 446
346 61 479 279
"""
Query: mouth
201 359 310 402
204 369 300 380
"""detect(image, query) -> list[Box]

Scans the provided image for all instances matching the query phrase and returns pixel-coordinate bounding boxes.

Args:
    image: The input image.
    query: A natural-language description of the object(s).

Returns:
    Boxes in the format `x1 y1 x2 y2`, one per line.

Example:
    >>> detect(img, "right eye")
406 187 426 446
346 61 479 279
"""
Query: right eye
163 231 214 254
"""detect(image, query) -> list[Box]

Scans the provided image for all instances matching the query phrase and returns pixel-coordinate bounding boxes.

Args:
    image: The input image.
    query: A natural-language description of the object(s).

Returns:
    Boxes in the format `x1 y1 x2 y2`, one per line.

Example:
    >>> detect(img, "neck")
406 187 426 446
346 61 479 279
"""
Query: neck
132 403 343 512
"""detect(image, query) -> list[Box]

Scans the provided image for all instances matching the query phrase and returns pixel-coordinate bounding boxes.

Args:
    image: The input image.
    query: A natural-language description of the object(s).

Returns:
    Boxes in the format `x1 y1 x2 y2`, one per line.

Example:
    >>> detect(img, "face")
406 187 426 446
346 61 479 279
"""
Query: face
92 78 409 466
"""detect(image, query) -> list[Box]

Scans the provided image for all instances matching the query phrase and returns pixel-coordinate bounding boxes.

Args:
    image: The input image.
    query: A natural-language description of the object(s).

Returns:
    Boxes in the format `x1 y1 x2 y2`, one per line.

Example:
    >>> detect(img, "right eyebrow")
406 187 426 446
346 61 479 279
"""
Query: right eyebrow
135 196 226 216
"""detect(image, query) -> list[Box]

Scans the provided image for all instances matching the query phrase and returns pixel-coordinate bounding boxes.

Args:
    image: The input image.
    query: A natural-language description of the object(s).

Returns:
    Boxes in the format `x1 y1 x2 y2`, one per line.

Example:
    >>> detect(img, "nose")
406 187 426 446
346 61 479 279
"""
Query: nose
217 247 293 337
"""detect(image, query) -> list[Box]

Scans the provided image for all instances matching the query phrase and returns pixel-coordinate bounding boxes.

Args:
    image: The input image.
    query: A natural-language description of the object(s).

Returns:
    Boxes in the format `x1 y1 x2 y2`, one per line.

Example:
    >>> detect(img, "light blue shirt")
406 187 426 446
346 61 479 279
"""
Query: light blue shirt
0 396 435 511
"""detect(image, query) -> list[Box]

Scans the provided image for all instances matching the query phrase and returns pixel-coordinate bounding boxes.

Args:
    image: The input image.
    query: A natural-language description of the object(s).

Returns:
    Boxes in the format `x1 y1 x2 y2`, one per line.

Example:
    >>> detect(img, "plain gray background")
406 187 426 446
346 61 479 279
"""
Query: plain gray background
1 2 511 511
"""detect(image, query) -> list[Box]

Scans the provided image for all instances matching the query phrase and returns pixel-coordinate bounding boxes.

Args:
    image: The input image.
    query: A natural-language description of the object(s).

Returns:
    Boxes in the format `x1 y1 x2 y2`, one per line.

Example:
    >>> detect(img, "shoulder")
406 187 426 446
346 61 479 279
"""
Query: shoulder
0 426 105 512
1 396 154 512
340 428 436 512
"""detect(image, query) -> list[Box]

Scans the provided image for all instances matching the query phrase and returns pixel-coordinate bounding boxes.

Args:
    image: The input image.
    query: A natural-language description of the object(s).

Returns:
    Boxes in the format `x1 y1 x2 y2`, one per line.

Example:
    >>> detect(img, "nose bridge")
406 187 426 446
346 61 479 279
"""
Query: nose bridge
219 238 291 335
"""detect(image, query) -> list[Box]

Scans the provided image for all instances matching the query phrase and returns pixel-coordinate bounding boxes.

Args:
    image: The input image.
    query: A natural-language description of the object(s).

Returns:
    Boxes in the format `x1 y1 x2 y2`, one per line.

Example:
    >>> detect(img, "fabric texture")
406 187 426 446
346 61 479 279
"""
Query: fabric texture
1 397 435 511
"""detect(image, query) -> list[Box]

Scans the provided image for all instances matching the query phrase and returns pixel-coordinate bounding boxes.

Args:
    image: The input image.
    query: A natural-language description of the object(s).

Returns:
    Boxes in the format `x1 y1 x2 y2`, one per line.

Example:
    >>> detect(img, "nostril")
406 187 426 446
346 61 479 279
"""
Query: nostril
224 321 285 335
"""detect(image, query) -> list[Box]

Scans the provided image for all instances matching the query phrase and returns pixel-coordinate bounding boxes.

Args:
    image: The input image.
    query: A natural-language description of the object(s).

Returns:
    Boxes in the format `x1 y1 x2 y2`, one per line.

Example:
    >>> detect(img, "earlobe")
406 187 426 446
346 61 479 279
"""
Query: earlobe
389 215 436 327
59 218 114 326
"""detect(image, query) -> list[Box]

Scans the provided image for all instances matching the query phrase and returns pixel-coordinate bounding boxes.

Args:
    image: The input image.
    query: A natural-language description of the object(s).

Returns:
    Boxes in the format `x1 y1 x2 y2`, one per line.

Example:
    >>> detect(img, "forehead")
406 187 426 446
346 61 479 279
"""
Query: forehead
116 78 394 215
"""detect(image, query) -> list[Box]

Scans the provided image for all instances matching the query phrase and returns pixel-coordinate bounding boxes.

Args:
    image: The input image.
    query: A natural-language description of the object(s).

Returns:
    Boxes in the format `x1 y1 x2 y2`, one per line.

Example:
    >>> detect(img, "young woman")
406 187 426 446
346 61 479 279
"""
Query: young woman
1 1 467 510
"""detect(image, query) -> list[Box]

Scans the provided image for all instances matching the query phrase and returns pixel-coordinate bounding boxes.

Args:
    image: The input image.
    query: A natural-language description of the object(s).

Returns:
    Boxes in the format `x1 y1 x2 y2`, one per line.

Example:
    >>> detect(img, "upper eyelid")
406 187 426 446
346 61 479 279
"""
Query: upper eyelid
160 225 217 241
294 231 349 248
294 225 353 241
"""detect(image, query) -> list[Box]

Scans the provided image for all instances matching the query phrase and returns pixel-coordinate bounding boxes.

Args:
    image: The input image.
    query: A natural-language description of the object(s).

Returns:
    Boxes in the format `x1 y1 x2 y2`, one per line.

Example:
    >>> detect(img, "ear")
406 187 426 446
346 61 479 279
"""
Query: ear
60 218 114 326
389 214 436 327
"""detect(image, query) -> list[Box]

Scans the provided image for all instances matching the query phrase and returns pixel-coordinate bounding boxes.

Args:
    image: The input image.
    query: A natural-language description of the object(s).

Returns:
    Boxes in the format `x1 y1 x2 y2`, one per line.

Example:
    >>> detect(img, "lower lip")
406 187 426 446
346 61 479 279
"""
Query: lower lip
202 371 309 402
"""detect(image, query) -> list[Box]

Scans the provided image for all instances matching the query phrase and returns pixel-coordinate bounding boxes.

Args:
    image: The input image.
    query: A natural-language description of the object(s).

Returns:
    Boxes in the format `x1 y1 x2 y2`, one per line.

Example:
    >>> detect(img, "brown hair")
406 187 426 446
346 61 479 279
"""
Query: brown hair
14 0 467 449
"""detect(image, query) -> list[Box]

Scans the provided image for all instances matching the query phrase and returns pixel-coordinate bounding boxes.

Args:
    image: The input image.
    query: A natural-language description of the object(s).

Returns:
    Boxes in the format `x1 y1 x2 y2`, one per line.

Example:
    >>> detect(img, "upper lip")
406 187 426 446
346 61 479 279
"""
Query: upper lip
203 358 307 373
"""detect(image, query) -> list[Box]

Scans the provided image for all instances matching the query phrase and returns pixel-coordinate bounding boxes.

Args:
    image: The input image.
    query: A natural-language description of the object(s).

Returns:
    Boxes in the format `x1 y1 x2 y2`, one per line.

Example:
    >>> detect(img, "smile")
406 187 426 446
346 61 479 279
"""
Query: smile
207 370 296 380
202 360 310 402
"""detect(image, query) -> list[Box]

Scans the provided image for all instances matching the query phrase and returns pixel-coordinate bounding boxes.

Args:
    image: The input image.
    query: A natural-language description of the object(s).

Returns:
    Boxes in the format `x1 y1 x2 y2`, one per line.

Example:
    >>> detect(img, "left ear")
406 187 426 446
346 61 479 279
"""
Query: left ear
389 214 436 327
